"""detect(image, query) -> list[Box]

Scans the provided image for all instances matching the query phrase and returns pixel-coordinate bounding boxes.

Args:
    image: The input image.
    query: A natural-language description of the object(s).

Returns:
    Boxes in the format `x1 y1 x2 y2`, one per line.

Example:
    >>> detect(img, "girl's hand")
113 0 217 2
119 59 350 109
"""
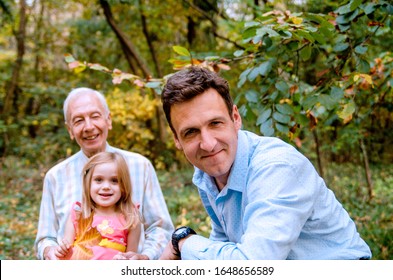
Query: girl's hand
54 239 73 259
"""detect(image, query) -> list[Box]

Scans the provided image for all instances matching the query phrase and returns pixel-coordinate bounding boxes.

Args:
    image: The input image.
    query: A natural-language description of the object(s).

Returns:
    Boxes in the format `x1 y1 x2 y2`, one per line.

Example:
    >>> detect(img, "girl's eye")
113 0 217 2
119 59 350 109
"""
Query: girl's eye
111 178 119 183
94 177 102 183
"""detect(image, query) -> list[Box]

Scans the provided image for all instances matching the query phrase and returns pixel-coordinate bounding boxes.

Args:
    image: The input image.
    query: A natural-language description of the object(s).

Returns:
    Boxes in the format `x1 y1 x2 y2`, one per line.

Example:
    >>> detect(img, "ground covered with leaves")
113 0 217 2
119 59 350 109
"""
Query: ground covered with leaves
0 156 392 259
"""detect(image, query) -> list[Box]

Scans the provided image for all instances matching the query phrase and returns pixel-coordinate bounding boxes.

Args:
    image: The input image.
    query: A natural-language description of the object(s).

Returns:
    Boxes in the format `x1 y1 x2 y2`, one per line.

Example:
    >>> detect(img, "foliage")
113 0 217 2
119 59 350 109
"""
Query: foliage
62 1 393 165
1 155 392 260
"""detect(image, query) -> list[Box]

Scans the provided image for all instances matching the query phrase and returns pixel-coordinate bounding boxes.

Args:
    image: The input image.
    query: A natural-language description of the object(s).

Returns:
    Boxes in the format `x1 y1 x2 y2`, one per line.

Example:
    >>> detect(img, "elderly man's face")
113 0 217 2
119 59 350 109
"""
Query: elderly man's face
66 93 112 157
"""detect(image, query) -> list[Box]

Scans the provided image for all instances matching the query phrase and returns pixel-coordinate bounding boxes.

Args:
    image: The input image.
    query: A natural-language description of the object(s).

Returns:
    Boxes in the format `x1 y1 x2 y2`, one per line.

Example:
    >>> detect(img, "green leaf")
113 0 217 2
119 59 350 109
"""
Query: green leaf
311 32 326 45
145 81 161 89
276 103 294 115
260 118 274 136
270 91 279 102
297 113 309 127
338 23 351 32
337 101 356 122
330 86 345 101
64 54 75 63
248 67 260 81
318 94 336 110
273 111 291 124
275 122 290 134
238 68 252 87
302 95 319 109
244 21 260 28
363 3 377 15
173 46 191 57
319 26 334 39
245 90 259 103
234 50 244 57
279 30 292 39
295 29 315 43
257 60 273 76
334 42 349 52
256 27 279 38
358 59 370 73
251 35 263 44
88 63 110 72
300 44 312 61
275 81 289 93
256 108 272 125
242 26 257 41
355 45 368 55
350 0 362 11
336 3 352 14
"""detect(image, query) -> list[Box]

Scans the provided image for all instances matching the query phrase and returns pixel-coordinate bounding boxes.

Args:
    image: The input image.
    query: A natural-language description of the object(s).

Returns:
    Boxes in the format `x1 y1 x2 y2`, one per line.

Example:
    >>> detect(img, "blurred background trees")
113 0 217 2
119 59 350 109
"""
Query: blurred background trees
0 0 392 259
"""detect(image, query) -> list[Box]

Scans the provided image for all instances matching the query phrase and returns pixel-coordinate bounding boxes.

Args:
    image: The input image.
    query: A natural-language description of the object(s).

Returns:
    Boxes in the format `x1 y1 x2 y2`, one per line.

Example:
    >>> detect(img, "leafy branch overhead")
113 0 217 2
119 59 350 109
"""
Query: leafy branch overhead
64 44 231 92
64 0 392 143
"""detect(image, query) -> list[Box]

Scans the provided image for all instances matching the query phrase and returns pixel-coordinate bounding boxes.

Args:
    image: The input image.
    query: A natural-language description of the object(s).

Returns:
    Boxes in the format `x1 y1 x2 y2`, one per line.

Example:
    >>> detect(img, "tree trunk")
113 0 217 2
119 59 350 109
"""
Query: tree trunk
138 0 162 77
99 0 167 144
359 138 374 201
99 0 152 78
2 0 27 118
312 129 324 178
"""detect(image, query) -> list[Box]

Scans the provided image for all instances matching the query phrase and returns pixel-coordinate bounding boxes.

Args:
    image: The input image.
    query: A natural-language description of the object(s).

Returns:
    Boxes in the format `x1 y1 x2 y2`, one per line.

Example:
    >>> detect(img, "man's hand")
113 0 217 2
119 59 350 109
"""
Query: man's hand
159 241 181 260
43 246 59 260
113 251 149 260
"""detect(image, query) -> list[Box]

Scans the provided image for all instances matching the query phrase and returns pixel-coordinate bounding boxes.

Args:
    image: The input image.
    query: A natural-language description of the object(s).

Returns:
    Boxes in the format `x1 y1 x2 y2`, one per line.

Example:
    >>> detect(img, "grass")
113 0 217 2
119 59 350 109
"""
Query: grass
0 156 392 259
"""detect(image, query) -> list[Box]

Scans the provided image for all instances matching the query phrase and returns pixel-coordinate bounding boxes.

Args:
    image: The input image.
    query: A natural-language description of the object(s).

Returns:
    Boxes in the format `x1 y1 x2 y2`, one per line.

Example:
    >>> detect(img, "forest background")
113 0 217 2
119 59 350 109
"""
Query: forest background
0 0 392 260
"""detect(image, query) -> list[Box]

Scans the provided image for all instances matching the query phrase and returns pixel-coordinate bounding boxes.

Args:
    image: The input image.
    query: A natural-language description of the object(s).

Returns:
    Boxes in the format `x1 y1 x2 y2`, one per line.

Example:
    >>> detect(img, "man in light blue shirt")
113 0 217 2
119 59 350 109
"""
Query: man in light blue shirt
159 66 371 260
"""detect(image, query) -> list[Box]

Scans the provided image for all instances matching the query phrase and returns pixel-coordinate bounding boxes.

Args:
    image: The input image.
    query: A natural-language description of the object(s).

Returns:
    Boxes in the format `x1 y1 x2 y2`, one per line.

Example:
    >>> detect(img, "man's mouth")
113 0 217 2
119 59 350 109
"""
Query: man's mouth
84 134 98 140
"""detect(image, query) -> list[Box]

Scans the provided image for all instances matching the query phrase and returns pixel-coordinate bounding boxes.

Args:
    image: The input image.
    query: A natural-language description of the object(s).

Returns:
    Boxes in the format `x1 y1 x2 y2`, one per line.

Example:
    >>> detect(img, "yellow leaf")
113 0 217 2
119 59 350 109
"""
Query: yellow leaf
291 17 303 25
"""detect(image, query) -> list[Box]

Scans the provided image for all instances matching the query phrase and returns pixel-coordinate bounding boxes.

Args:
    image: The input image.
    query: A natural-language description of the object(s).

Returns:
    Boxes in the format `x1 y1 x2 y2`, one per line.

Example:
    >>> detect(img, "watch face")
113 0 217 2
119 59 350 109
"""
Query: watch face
175 227 189 235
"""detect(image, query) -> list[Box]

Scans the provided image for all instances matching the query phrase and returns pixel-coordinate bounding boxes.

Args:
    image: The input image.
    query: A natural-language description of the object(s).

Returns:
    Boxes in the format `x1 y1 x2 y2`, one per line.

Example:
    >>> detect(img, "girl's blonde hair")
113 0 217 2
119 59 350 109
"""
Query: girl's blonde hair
81 152 140 229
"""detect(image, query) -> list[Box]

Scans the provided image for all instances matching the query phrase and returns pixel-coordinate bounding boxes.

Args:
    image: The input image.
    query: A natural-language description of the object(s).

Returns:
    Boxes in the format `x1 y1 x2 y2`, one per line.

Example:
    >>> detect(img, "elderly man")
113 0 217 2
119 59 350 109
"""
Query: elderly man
35 87 174 260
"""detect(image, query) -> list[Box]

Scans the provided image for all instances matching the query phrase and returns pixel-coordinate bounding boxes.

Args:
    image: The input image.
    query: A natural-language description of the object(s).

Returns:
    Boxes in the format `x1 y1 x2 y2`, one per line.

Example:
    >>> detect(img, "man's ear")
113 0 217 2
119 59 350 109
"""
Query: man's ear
66 123 74 140
107 112 113 130
232 105 242 130
174 135 182 150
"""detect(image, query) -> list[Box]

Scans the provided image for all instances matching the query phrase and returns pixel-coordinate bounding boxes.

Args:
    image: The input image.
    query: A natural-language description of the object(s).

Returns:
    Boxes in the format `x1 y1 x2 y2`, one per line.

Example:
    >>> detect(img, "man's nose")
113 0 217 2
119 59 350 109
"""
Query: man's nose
199 130 217 152
83 118 94 130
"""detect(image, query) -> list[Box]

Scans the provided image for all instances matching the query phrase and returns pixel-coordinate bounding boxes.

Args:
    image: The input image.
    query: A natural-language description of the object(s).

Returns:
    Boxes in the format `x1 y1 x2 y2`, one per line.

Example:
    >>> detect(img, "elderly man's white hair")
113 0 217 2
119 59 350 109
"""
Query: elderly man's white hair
63 87 110 124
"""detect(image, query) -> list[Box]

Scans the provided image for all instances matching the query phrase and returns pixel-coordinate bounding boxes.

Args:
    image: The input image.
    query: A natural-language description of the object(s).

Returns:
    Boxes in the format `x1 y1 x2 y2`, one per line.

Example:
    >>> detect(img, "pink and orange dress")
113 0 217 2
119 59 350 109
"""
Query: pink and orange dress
66 202 131 260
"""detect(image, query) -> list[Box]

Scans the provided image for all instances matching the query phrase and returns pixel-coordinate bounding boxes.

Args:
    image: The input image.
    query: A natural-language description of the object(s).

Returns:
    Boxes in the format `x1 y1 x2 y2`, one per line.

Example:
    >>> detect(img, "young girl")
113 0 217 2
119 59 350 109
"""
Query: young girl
55 152 141 260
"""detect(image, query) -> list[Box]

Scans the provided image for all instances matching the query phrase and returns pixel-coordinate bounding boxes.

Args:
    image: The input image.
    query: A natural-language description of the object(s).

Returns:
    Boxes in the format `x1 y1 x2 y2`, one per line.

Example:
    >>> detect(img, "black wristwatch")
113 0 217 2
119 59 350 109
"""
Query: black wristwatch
171 226 196 257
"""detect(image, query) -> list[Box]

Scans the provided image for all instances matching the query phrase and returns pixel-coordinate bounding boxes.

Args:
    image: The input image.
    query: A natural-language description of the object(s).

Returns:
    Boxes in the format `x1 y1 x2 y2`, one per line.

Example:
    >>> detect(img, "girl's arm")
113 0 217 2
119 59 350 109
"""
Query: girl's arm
54 214 76 259
126 218 141 253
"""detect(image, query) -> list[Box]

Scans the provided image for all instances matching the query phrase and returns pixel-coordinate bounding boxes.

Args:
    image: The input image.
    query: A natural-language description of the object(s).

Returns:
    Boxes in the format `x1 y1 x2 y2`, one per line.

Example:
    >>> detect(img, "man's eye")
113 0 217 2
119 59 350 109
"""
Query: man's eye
184 129 197 137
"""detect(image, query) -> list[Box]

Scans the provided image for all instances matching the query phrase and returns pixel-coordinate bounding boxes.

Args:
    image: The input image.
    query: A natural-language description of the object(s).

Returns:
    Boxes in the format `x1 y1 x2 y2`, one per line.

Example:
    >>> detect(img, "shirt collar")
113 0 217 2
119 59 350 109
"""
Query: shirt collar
80 142 113 158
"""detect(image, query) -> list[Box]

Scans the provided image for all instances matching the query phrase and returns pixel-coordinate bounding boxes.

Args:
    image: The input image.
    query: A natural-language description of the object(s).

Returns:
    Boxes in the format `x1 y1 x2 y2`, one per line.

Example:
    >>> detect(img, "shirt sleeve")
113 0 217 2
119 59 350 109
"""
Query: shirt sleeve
139 161 174 260
34 172 59 259
181 154 318 260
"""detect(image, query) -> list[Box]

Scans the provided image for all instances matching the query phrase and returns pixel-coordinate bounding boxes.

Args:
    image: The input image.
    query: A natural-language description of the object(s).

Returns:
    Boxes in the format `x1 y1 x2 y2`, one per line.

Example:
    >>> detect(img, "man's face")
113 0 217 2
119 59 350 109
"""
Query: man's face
66 93 112 157
170 88 242 190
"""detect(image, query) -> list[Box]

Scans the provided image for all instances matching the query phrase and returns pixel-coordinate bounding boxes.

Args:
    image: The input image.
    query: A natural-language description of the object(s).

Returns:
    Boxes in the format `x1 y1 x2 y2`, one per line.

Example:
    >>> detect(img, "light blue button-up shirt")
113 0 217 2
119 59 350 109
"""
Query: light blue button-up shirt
182 130 371 259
